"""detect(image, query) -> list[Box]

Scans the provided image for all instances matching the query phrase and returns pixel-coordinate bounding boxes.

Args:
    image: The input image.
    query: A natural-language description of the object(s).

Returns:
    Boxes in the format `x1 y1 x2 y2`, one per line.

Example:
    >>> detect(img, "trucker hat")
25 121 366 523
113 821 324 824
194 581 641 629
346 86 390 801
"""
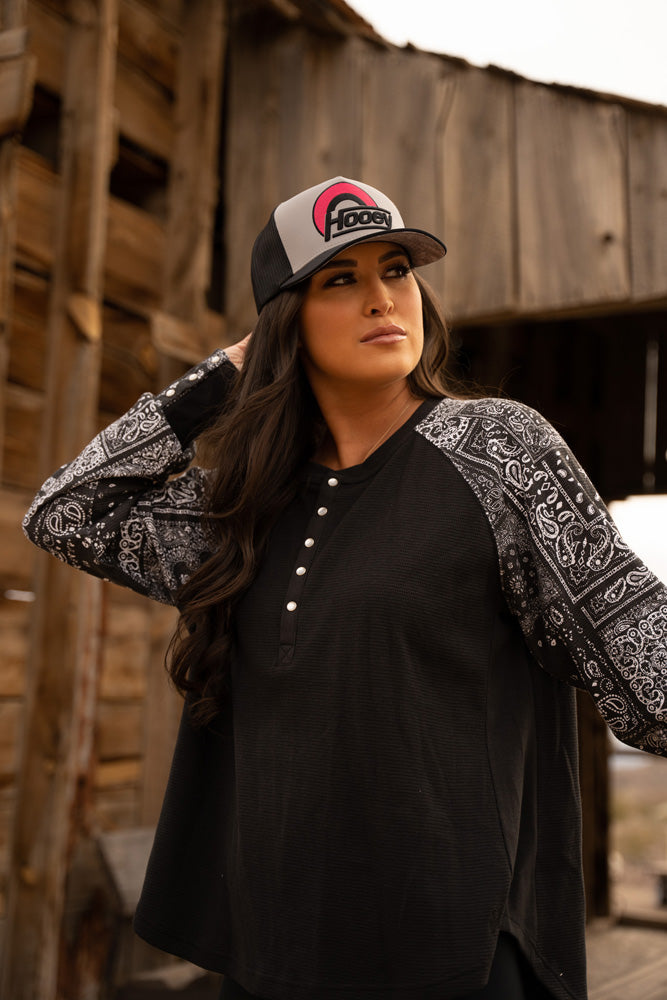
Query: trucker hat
250 176 446 312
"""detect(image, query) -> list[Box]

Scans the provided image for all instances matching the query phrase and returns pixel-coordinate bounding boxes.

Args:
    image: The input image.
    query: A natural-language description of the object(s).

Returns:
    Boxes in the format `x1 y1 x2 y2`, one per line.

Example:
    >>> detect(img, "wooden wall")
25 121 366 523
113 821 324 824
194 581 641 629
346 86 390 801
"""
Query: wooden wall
224 13 667 334
0 1 227 995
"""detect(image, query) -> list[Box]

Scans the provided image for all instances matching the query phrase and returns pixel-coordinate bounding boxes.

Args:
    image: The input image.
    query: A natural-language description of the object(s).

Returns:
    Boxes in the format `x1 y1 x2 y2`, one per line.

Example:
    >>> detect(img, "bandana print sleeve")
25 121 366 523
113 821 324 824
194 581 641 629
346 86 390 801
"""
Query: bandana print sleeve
417 398 667 757
22 350 235 606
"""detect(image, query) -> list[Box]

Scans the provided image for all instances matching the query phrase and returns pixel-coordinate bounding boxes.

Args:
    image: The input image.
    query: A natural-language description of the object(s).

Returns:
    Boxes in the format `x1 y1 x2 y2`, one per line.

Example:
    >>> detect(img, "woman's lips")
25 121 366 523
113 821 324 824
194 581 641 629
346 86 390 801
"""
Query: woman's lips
360 325 407 344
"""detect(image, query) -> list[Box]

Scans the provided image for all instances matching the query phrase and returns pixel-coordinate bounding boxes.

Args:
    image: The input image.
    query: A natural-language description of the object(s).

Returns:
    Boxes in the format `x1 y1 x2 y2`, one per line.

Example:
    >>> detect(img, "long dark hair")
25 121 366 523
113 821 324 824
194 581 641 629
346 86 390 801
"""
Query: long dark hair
168 273 463 724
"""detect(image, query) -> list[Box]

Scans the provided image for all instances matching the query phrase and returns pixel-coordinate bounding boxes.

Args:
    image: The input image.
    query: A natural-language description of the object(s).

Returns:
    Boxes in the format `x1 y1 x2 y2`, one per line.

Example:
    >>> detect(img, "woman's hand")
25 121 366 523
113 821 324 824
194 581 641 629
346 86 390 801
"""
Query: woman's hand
225 332 252 369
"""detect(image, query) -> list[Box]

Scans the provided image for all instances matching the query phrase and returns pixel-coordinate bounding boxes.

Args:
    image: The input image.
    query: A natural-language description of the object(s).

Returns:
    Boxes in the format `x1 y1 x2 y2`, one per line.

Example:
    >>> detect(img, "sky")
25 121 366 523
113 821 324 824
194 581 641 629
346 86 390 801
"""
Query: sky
349 0 667 107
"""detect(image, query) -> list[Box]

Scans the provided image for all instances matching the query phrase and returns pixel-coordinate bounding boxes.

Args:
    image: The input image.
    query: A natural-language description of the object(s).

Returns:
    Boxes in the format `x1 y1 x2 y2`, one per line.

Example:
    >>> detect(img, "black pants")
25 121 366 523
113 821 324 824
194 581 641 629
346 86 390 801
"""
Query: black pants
219 933 554 999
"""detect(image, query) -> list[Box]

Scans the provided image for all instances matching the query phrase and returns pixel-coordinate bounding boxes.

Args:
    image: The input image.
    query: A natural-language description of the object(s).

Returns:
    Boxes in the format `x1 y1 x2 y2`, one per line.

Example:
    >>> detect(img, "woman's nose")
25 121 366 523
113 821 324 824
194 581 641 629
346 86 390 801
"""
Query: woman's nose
364 280 393 316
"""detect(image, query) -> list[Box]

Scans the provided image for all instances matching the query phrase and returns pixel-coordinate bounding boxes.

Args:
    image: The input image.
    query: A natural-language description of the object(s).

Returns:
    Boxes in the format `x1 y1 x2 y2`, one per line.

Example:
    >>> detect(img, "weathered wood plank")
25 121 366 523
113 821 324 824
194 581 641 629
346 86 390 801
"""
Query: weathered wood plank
361 45 451 272
628 111 667 303
161 0 225 335
0 140 17 485
150 308 226 364
101 306 157 414
3 0 119 995
16 149 167 308
25 0 66 94
0 700 22 782
224 19 283 331
1 0 28 31
99 591 151 701
139 0 183 27
0 28 35 136
115 55 174 161
438 68 516 319
139 602 180 823
0 785 17 917
0 16 32 490
0 600 30 697
94 758 141 789
0 487 35 588
515 84 630 312
118 0 178 92
226 26 365 332
275 29 365 193
105 195 165 310
7 268 49 392
2 382 42 489
96 702 144 760
15 144 57 272
92 784 137 830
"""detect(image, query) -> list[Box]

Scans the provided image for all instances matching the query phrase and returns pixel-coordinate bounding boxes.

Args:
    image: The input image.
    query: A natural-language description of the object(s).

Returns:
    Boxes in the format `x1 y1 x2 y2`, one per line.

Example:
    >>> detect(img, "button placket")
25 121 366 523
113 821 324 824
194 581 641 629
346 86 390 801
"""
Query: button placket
278 472 341 660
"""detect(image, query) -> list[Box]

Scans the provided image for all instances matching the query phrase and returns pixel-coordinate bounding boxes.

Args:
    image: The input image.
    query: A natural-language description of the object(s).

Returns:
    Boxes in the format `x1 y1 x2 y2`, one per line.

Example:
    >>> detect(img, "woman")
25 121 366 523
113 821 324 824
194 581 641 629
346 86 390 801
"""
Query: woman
24 177 667 1000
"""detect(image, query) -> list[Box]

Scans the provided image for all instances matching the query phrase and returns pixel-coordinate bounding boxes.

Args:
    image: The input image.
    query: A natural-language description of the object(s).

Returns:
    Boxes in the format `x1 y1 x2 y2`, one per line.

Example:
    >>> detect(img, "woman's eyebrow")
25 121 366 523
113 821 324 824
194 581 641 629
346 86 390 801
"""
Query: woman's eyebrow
378 249 406 262
319 249 406 270
319 258 356 269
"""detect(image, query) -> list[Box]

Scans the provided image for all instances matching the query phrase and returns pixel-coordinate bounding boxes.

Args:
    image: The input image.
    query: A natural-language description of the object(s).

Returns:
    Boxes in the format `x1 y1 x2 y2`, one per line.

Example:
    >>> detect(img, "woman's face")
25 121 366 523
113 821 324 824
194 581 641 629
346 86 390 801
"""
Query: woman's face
298 241 424 396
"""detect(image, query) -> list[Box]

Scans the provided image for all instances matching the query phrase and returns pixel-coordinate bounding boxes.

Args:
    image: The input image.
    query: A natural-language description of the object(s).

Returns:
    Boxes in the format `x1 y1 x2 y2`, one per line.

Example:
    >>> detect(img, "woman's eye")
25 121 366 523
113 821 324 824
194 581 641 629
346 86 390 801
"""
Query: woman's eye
385 263 411 279
324 272 355 287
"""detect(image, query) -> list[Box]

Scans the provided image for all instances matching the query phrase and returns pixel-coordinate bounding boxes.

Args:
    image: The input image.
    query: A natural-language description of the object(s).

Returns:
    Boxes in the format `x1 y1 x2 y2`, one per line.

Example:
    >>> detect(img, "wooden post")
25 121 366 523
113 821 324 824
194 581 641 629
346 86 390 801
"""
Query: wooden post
0 0 34 481
163 0 225 329
1 1 118 996
577 690 610 920
141 0 227 825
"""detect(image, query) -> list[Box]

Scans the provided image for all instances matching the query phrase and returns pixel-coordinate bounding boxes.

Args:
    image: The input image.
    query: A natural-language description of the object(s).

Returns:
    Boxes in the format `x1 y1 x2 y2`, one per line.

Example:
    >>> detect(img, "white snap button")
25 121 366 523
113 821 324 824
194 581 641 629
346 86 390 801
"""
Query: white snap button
304 538 315 547
328 477 339 487
286 601 297 611
317 507 328 516
296 566 306 576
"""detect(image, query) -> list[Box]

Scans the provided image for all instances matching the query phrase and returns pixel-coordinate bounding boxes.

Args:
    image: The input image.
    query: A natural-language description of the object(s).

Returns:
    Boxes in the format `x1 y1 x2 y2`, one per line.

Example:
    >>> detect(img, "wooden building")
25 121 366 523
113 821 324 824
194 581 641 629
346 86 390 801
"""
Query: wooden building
0 0 665 996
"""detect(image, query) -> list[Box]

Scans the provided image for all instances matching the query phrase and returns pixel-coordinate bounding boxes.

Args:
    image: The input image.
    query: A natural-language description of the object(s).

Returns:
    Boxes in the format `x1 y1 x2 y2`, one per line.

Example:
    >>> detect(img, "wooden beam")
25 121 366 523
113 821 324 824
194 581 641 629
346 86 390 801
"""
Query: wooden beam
0 8 32 524
0 140 17 485
139 602 180 824
141 0 227 824
2 1 119 995
161 0 225 330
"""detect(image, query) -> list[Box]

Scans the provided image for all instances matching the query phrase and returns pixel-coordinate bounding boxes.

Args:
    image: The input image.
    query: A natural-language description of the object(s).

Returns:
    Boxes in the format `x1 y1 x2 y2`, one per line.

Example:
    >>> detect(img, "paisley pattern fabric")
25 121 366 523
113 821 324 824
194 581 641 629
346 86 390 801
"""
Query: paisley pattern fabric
22 351 230 604
416 397 667 755
23 350 667 756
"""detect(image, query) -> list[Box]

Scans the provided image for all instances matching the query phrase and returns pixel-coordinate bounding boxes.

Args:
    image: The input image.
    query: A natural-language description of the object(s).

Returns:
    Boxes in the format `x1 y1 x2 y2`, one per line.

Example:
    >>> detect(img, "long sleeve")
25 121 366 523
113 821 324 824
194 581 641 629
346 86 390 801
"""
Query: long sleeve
417 397 667 756
23 350 236 605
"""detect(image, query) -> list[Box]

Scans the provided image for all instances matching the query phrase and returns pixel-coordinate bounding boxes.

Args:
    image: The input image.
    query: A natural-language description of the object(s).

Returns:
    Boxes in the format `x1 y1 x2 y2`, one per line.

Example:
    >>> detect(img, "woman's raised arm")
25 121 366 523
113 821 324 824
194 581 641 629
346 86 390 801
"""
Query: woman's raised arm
23 348 240 605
